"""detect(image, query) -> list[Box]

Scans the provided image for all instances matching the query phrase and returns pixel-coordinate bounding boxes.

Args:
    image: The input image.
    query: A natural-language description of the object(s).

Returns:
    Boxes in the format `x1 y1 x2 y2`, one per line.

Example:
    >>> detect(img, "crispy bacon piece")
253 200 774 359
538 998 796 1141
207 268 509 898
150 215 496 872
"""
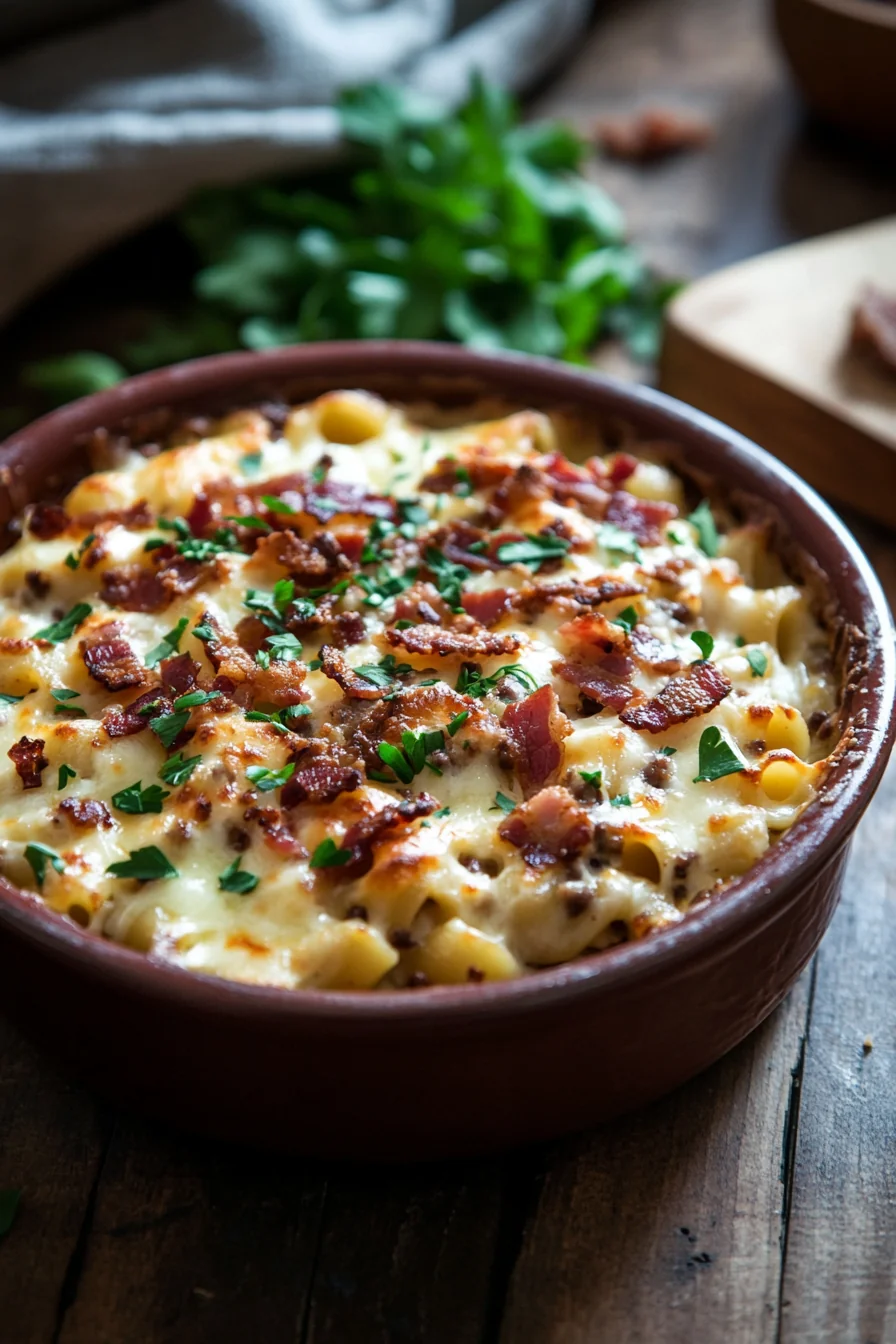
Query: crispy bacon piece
80 623 146 692
631 625 683 673
502 685 571 795
421 452 513 494
201 613 307 708
27 503 69 539
337 794 439 877
553 659 636 711
488 463 551 520
100 555 207 612
250 529 352 584
58 798 113 829
318 645 385 701
394 581 457 628
596 107 712 162
620 661 731 733
302 477 394 524
281 761 362 808
332 612 366 648
499 786 592 868
242 806 305 858
540 454 611 520
851 286 896 373
515 577 646 619
439 521 502 572
607 453 638 486
72 502 154 533
461 588 514 626
8 736 48 789
160 653 200 699
604 490 677 544
386 623 521 659
103 688 169 739
345 684 500 773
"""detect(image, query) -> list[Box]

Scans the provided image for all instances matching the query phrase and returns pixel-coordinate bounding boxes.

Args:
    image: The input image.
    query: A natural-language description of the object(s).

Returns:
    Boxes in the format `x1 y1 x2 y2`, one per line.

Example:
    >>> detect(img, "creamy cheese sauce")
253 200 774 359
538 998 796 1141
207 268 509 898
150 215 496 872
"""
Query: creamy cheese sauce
0 392 840 989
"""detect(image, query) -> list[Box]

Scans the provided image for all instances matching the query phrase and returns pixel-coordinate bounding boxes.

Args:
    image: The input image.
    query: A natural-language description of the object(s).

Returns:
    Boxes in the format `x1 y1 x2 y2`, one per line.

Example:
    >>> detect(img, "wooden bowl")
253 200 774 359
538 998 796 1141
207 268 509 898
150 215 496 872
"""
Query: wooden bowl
773 0 896 141
0 342 892 1160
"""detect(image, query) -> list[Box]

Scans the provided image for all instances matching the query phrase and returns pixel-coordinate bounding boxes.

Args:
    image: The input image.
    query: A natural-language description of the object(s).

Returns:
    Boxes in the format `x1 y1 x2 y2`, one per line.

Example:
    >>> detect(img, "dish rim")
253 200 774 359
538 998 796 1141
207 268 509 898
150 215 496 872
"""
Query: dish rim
0 339 893 1027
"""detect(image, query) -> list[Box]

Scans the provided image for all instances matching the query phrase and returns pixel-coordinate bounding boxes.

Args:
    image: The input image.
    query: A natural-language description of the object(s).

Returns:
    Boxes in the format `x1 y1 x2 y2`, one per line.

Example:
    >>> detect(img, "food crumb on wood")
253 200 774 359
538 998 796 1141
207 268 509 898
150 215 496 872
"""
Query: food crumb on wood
863 1035 874 1054
193 1287 215 1299
850 286 896 373
594 107 713 162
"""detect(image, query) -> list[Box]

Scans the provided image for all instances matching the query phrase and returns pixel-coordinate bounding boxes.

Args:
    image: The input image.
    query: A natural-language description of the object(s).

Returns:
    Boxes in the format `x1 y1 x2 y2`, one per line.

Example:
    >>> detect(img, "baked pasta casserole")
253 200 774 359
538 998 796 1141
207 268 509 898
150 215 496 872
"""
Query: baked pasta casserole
0 392 841 989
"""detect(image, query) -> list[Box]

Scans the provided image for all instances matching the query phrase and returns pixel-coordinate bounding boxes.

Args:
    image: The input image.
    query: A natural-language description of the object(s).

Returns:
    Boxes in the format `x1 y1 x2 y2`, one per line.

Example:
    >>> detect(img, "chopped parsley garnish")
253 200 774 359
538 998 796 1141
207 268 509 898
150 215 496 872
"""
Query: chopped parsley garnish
0 692 24 705
148 708 190 749
687 500 719 558
311 463 327 485
33 602 92 644
226 514 271 532
746 648 768 678
454 465 472 497
610 794 632 807
260 494 297 515
376 725 447 784
176 534 239 561
495 533 571 569
241 451 263 474
0 1189 21 1237
58 763 76 789
433 806 451 818
399 499 429 528
106 846 179 881
596 522 641 561
193 621 216 644
491 791 517 814
172 689 221 710
24 842 65 887
218 857 260 894
354 654 412 688
64 532 96 570
424 547 469 610
158 517 191 540
244 577 304 631
111 781 170 815
580 768 603 788
690 630 714 661
158 751 201 786
261 632 303 663
356 564 417 608
612 605 639 635
310 837 353 869
145 617 189 669
245 704 310 734
658 746 677 757
666 526 688 547
693 726 746 783
734 635 746 648
446 710 469 736
455 663 538 698
361 517 396 564
246 762 295 792
51 688 86 717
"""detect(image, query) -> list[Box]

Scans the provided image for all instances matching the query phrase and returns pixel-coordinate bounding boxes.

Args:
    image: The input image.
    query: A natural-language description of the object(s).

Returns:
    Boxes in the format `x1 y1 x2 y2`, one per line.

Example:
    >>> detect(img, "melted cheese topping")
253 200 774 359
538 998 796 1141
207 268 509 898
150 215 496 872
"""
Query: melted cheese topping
0 392 840 989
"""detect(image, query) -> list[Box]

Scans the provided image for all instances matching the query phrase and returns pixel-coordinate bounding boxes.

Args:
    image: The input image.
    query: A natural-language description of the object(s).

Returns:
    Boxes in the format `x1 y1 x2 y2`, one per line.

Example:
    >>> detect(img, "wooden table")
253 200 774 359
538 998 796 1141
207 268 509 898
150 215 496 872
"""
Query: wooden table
2 1 895 1340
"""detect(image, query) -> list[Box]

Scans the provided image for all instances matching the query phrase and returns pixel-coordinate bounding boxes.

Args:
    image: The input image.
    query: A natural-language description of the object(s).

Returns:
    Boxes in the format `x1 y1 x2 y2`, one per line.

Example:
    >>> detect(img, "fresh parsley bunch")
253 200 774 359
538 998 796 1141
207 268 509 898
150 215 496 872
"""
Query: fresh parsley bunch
22 77 673 406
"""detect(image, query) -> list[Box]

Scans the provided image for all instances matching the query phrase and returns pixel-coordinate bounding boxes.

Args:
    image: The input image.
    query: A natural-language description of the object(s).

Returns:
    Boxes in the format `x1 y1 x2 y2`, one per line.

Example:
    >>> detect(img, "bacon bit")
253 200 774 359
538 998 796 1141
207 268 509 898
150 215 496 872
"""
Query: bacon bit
554 659 636 711
540 454 610 520
103 688 170 739
621 661 731 733
242 806 305 857
26 503 69 539
80 623 146 692
347 684 500 773
558 612 631 660
604 490 677 543
58 798 113 829
502 685 571 795
281 761 362 807
74 501 154 533
337 794 439 877
461 588 514 626
303 477 394 524
251 529 351 584
499 786 592 867
421 452 513 494
101 554 208 612
8 736 48 789
160 653 200 699
439 521 502 572
516 577 646 618
318 645 385 700
488 463 551 520
331 612 367 648
596 107 712 162
394 581 457 628
201 612 307 708
851 286 896 373
607 453 639 486
386 623 521 659
631 625 683 673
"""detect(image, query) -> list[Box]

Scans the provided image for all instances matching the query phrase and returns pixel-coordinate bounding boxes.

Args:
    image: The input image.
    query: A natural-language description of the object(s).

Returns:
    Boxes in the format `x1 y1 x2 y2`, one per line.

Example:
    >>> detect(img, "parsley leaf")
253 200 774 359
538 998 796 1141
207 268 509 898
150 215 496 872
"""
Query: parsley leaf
491 791 517 814
34 603 92 644
446 710 469 736
495 534 571 569
24 842 64 888
690 630 714 661
241 451 263 474
433 806 451 818
106 846 179 881
148 708 190 749
245 704 310 734
145 617 189 669
454 465 473 497
111 781 170 815
58 763 77 789
455 663 538 698
609 794 632 807
0 692 24 705
246 762 295 792
693 726 746 783
376 724 447 784
356 565 417 608
688 500 719 558
596 522 641 561
245 579 312 631
263 632 303 662
746 648 768 678
158 751 201 786
51 688 86 717
193 622 216 644
399 499 429 527
310 837 353 869
64 532 96 571
424 547 469 610
612 605 639 634
580 768 603 788
354 654 412 688
172 690 221 710
219 856 260 894
658 746 677 757
260 494 297 515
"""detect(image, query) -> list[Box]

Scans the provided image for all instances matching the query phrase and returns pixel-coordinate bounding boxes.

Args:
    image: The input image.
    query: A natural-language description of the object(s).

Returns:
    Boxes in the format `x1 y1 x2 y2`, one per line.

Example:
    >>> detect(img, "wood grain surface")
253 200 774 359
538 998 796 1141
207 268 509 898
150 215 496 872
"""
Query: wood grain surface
1 1 895 1341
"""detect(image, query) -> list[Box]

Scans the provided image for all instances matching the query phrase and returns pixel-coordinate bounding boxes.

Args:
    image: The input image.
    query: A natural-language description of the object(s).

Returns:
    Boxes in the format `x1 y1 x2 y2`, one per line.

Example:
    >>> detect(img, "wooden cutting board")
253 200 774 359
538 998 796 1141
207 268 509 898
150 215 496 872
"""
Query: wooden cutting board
660 216 896 526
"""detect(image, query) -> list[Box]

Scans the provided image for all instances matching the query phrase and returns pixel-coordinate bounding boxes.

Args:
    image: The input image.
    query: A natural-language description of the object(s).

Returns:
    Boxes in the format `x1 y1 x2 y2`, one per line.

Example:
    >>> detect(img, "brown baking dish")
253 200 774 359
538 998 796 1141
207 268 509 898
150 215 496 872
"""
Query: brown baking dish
0 342 892 1160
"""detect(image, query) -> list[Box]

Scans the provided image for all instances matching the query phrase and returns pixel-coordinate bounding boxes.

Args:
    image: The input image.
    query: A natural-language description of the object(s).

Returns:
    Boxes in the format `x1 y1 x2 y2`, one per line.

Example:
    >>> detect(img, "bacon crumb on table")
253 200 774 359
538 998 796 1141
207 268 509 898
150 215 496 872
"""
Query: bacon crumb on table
595 106 713 162
850 286 896 374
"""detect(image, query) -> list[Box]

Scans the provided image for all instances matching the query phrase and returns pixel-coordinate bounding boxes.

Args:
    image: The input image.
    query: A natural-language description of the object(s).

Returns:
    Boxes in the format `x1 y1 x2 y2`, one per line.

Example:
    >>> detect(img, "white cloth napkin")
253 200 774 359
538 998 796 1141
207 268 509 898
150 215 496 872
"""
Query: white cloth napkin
0 0 591 324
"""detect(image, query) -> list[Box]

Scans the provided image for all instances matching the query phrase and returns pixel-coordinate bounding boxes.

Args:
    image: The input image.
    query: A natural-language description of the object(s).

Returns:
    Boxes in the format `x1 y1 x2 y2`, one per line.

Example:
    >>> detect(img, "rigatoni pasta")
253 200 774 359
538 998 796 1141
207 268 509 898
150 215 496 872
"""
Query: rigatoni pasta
0 393 841 989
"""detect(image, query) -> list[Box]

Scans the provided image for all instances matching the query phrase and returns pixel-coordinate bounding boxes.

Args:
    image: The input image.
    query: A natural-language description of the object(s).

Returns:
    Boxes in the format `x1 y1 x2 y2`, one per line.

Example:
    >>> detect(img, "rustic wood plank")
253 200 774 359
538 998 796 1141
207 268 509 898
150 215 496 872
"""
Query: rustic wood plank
0 1020 108 1344
777 525 896 1344
54 1117 328 1344
302 1158 513 1344
497 968 814 1344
